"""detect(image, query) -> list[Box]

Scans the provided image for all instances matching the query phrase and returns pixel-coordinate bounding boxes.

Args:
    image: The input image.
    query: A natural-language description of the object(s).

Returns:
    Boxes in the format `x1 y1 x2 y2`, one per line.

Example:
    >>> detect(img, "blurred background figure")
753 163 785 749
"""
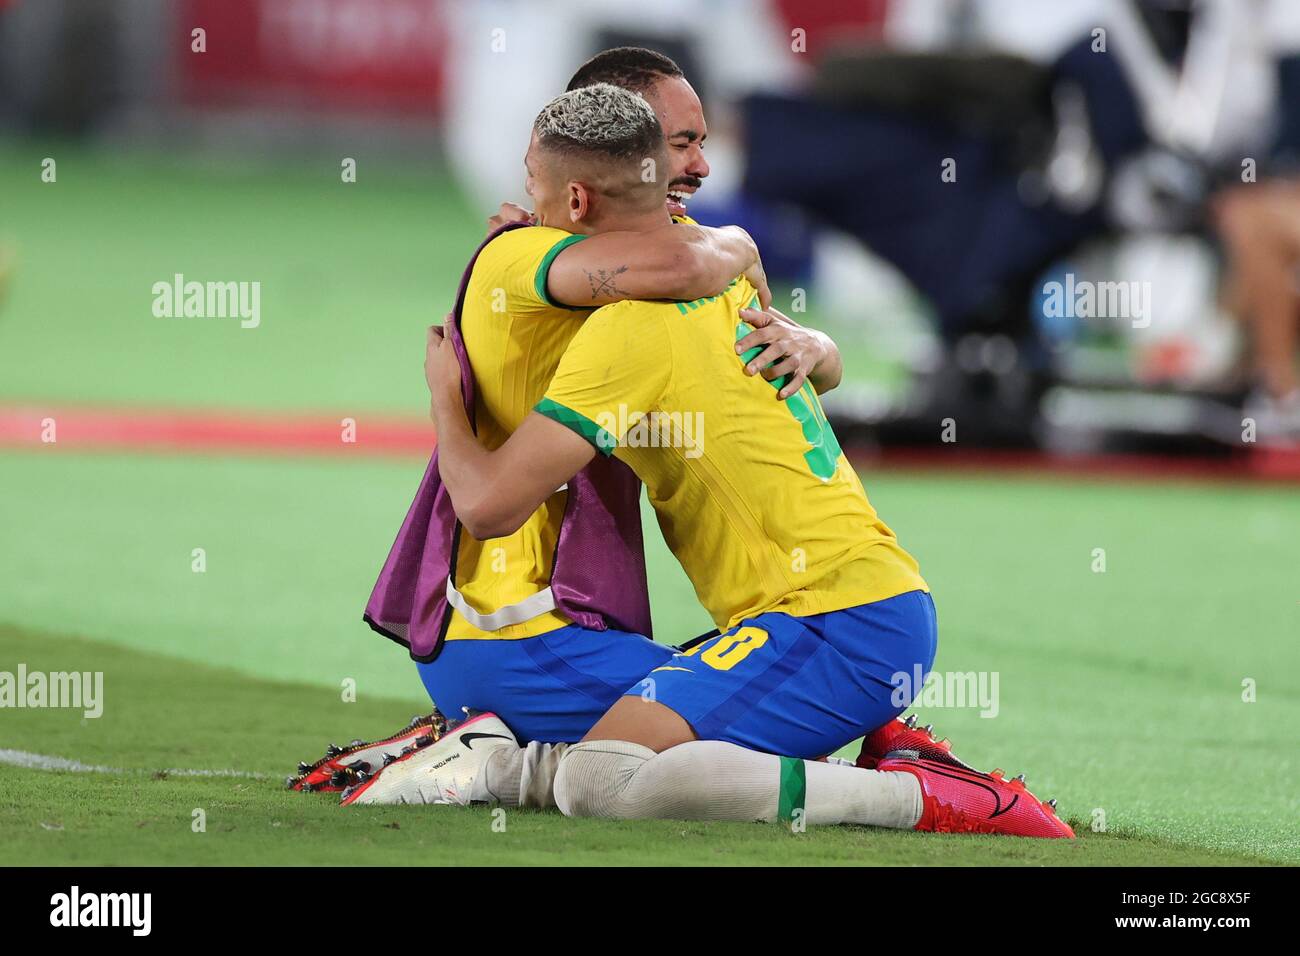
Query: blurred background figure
742 0 1300 450
1 0 1298 462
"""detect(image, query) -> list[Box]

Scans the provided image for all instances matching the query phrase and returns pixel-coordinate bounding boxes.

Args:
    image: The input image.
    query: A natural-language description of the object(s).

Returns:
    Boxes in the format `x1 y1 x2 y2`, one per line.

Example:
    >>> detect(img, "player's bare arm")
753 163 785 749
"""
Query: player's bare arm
736 304 844 399
547 222 770 309
425 326 594 541
484 200 770 310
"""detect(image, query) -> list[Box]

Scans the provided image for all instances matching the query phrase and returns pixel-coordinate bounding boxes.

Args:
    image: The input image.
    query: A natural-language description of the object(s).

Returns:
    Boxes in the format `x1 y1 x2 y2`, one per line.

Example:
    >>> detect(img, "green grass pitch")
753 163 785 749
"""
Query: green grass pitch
0 147 1297 865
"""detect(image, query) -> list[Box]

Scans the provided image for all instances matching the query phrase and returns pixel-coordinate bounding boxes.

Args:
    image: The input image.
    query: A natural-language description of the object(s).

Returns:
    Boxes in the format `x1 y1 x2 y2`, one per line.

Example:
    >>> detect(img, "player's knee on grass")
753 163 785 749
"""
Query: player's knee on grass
553 739 785 822
553 740 656 818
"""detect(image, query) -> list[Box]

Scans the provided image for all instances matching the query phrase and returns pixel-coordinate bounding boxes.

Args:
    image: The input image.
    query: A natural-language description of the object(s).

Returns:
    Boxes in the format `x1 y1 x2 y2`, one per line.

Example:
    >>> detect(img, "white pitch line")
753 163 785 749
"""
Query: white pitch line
0 749 114 773
0 748 266 780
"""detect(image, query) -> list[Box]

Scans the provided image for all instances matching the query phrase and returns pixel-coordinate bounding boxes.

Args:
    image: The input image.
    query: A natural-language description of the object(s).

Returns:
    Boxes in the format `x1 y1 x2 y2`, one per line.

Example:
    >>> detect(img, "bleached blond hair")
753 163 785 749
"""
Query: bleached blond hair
533 82 664 161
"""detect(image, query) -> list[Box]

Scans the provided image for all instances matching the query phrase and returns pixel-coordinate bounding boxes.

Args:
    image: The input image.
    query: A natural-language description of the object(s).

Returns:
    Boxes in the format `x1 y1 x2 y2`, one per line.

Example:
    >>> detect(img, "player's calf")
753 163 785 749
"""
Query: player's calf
554 738 923 829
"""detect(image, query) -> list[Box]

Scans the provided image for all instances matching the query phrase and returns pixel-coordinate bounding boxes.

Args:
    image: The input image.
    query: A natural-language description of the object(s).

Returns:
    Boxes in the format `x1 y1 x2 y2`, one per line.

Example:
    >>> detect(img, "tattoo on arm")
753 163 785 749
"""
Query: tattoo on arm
584 265 631 300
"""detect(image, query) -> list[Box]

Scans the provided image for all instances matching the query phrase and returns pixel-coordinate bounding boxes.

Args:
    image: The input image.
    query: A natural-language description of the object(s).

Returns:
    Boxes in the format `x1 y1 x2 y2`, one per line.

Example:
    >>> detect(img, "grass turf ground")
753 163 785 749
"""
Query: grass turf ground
1 450 1296 865
0 624 1288 867
0 144 899 415
1 145 1297 865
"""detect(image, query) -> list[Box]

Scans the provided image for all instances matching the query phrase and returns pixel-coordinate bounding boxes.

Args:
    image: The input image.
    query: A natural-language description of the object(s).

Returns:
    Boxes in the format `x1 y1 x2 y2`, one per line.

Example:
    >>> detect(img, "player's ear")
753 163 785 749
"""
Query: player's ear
567 182 591 223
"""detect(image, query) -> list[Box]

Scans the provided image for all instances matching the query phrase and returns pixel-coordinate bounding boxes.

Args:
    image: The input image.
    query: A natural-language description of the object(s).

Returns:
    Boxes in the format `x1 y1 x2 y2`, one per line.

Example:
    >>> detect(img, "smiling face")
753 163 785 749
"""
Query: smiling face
640 75 709 218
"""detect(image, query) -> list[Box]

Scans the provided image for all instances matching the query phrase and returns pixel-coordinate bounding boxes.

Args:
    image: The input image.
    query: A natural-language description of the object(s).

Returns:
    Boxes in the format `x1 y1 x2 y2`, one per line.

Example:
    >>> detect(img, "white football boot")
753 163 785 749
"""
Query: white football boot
339 711 517 807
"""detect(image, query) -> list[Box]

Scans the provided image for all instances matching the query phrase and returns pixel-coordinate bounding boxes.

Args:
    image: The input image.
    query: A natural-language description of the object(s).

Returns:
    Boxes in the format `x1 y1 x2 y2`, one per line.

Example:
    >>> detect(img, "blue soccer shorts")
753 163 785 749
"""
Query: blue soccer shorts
627 589 938 759
416 624 675 744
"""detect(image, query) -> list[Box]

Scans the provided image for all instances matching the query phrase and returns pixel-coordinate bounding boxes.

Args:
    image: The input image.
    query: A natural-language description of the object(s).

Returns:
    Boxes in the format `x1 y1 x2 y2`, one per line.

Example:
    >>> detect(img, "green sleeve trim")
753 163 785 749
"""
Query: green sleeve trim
535 397 617 456
534 234 588 307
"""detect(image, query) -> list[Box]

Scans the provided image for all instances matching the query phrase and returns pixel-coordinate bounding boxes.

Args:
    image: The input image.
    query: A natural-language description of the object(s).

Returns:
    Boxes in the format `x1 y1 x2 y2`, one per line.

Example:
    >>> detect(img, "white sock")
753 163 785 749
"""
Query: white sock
473 741 569 808
553 739 922 828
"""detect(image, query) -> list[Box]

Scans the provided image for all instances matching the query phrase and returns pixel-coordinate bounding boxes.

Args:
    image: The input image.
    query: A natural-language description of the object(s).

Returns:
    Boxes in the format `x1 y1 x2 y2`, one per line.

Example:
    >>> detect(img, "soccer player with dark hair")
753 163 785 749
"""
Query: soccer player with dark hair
481 46 839 394
392 85 1071 838
344 82 1070 839
305 56 934 812
294 51 852 797
565 47 699 218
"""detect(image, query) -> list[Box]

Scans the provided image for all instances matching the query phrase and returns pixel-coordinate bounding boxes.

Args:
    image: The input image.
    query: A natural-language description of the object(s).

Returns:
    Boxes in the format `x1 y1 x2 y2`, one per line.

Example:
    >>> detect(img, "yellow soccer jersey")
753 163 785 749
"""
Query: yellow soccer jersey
446 225 592 641
537 277 928 631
